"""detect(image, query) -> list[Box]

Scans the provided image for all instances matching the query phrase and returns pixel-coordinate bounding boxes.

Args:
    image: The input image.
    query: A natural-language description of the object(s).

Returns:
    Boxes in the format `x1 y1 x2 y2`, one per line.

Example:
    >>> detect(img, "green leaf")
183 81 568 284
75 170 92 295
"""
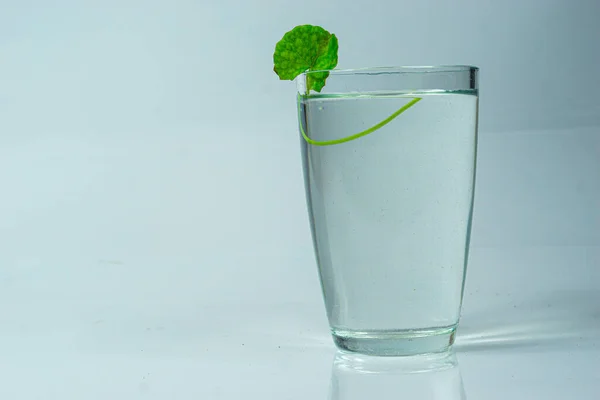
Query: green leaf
273 25 338 92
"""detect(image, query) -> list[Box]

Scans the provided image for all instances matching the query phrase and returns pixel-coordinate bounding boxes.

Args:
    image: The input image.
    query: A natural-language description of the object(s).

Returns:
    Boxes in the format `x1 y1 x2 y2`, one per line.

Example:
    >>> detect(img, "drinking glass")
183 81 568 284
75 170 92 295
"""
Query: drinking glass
297 66 479 356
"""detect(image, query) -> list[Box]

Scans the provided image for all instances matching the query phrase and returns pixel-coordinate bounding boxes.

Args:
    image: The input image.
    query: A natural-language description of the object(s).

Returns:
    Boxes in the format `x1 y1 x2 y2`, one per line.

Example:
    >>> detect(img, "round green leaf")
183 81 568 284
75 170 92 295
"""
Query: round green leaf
273 25 338 92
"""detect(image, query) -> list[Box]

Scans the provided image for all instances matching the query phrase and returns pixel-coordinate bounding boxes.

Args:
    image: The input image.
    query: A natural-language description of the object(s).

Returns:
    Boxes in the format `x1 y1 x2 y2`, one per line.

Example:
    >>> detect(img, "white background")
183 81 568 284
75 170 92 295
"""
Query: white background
0 0 599 398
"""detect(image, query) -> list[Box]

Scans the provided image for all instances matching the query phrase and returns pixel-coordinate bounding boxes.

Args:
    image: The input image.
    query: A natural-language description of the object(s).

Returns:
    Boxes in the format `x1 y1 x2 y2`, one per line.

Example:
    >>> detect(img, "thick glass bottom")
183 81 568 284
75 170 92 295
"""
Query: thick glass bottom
332 325 457 356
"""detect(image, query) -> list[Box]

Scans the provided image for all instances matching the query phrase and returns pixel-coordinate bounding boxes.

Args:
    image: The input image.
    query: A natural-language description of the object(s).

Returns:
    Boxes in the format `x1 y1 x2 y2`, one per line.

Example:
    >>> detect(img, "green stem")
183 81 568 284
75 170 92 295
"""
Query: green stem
299 97 421 146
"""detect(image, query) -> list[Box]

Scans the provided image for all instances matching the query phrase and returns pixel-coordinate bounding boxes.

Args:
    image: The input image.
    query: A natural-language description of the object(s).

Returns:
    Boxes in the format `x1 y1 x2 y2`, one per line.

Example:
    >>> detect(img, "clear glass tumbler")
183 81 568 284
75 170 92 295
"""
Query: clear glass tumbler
297 66 479 356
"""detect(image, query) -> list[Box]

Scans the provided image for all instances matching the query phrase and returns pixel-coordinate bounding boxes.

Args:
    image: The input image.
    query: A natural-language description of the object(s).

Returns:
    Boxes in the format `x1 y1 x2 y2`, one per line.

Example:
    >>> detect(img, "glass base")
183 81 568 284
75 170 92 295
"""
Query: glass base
332 325 457 356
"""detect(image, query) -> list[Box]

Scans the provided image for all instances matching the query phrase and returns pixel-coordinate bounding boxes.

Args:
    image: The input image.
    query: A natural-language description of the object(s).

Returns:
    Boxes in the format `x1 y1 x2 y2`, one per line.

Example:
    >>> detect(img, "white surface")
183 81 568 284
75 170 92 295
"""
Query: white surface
0 246 598 398
1 0 600 398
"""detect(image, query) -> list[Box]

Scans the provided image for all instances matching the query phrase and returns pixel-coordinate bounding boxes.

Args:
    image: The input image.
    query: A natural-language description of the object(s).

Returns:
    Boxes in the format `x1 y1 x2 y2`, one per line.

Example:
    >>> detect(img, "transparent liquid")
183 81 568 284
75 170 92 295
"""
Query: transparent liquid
299 91 478 350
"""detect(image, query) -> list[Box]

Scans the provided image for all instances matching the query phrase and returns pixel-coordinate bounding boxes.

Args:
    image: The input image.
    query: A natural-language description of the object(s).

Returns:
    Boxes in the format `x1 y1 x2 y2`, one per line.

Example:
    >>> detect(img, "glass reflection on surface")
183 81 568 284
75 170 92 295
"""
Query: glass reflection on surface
329 350 466 400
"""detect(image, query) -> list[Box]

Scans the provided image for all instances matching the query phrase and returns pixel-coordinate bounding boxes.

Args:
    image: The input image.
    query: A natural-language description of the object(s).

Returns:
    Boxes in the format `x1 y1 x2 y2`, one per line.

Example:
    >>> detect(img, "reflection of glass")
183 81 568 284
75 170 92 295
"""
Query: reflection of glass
329 350 466 400
297 66 479 356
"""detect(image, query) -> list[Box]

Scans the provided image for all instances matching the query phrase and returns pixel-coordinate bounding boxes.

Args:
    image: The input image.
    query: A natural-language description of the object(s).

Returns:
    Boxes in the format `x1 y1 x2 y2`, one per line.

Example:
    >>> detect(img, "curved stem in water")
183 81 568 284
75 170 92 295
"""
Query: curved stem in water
299 97 421 146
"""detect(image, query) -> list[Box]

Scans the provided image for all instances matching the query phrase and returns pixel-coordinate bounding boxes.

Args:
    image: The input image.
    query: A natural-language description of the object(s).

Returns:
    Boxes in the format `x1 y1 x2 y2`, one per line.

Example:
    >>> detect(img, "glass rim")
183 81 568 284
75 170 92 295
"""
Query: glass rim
299 65 479 77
